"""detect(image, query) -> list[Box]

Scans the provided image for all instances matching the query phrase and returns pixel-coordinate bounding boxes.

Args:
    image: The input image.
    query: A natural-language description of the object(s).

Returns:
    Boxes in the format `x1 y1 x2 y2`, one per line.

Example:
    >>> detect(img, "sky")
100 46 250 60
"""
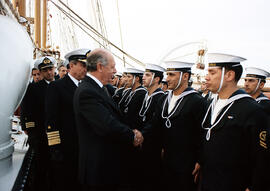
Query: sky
48 0 270 73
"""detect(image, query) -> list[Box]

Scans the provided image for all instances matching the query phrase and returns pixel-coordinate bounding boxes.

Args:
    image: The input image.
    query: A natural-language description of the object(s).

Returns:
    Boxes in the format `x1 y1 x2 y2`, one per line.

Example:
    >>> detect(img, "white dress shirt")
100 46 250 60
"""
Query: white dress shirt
68 73 80 87
87 73 103 88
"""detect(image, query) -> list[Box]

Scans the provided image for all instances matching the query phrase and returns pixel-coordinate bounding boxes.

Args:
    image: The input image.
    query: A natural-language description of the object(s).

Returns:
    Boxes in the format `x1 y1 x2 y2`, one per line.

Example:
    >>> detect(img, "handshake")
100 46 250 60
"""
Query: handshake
133 129 144 147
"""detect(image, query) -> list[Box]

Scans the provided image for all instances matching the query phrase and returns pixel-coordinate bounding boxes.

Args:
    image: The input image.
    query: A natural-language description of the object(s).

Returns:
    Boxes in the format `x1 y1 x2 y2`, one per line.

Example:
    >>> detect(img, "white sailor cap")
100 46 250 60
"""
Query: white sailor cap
126 68 144 75
115 72 122 77
64 48 91 63
37 56 56 70
245 67 270 80
161 76 167 83
122 68 128 74
207 53 246 68
145 63 165 74
165 61 193 72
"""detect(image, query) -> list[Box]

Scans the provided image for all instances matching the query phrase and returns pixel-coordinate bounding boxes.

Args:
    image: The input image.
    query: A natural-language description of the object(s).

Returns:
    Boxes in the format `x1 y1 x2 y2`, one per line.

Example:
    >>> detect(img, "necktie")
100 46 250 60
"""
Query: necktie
102 86 111 97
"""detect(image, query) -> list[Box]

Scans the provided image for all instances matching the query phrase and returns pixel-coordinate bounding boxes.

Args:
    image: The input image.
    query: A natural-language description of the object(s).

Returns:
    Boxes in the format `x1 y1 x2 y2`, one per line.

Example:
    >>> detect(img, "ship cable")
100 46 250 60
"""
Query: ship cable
49 0 134 67
116 0 126 67
50 0 144 66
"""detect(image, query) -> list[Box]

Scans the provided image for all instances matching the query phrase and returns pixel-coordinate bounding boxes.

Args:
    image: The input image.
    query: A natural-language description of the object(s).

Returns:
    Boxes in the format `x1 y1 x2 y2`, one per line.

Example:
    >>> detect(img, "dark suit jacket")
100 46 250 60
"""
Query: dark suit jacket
73 75 135 186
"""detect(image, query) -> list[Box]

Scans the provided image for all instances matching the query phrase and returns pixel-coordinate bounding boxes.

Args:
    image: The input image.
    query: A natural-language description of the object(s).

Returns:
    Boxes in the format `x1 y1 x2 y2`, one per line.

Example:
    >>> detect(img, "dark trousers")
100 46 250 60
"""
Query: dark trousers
29 141 49 191
162 165 197 191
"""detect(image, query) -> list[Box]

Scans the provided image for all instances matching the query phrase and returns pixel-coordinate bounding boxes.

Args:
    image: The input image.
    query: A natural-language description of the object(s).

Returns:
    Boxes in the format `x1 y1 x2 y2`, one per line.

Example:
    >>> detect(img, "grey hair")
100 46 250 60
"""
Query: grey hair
86 52 108 72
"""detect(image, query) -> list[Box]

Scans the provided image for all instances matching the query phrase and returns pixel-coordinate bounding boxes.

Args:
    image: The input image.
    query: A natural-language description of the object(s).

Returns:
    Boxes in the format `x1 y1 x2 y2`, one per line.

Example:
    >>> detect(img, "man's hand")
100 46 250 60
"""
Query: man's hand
133 129 144 147
192 162 201 183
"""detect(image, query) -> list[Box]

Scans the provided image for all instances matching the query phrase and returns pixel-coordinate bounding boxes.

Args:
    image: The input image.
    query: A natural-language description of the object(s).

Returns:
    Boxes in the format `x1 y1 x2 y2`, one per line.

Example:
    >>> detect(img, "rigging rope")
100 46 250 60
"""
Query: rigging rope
96 0 109 48
49 0 144 66
116 0 126 67
49 0 134 67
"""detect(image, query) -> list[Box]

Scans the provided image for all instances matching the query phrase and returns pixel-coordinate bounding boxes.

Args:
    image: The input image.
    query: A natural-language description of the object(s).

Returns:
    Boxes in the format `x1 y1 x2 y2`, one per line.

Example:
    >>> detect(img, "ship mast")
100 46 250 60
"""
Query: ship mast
42 0 47 49
34 0 41 48
12 0 26 17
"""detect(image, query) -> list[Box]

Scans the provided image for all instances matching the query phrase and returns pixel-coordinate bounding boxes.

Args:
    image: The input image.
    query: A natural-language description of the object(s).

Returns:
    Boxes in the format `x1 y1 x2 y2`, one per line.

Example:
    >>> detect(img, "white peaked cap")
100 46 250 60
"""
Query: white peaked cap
207 53 246 67
64 48 91 62
165 61 194 72
145 63 165 73
126 68 144 74
38 56 56 64
245 67 270 79
35 56 56 70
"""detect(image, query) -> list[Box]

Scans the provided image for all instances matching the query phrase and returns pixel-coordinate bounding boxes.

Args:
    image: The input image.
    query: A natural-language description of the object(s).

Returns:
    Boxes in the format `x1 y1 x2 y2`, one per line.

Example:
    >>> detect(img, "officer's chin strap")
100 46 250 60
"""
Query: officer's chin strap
217 67 225 93
252 78 261 95
174 72 183 91
148 73 155 88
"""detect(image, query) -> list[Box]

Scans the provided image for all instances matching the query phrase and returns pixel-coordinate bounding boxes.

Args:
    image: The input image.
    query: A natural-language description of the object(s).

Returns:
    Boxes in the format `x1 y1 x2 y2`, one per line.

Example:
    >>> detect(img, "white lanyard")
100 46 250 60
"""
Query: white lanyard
112 87 124 98
201 94 251 141
118 88 131 105
138 90 164 121
122 87 146 113
252 79 261 95
217 67 225 93
174 72 182 91
161 90 197 128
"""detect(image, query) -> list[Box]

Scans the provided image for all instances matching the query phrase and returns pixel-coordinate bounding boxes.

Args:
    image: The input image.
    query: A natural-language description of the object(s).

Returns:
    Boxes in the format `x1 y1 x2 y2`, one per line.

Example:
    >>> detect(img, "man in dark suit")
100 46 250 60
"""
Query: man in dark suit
20 56 56 191
45 48 90 191
73 48 143 191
